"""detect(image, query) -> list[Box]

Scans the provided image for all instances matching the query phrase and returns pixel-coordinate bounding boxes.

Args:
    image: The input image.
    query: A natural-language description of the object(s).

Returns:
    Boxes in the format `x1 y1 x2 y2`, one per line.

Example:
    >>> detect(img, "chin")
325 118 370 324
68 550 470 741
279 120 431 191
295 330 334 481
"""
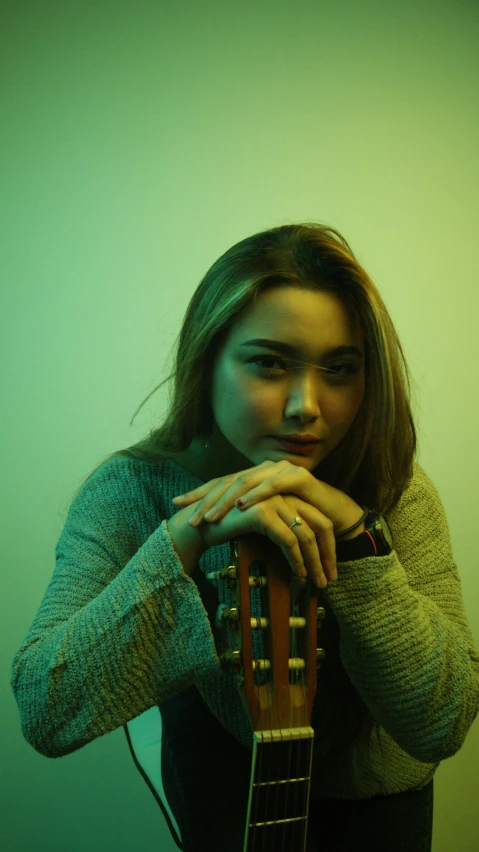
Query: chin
265 453 318 468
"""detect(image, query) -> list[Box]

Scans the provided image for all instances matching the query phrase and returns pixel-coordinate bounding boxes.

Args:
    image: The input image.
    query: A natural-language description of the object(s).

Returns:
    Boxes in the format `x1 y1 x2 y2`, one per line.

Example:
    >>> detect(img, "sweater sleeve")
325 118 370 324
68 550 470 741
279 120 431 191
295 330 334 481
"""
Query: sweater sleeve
324 462 479 764
10 461 221 758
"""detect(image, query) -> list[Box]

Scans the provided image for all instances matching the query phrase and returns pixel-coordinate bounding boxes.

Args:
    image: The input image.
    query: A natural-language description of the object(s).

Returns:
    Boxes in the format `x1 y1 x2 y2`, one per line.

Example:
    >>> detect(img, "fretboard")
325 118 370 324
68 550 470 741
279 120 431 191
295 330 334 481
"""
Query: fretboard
244 727 314 852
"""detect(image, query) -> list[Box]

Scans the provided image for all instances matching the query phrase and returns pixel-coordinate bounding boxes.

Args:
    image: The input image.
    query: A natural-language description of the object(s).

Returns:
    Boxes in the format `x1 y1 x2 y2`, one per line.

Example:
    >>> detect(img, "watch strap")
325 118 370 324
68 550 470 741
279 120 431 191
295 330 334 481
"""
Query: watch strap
335 511 392 561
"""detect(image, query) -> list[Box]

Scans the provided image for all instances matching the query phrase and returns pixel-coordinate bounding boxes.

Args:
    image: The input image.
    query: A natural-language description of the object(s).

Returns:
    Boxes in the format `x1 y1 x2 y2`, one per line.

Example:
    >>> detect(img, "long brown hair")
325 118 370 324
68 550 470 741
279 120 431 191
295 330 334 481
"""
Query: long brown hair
71 221 421 758
73 221 419 515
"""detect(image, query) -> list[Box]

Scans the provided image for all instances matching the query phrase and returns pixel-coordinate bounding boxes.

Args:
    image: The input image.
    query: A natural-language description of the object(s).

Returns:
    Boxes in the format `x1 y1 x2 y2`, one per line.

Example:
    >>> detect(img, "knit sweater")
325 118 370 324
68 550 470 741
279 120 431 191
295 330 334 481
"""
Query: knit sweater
10 454 479 800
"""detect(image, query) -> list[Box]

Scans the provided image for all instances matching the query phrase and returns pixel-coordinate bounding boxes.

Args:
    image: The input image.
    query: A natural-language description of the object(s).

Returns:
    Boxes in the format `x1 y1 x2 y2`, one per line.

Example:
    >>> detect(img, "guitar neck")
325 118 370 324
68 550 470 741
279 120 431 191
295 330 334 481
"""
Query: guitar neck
216 534 322 852
244 727 314 852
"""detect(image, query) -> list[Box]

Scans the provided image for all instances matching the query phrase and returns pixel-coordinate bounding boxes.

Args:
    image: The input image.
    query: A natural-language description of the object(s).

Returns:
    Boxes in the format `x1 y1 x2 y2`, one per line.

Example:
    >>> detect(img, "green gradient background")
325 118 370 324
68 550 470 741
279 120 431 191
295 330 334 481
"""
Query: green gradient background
2 1 478 850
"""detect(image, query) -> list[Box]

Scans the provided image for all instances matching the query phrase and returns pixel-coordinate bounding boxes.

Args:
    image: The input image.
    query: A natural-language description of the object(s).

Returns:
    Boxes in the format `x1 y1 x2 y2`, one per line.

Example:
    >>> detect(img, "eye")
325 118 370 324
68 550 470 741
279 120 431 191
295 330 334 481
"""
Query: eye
326 363 358 376
249 356 359 379
250 355 288 372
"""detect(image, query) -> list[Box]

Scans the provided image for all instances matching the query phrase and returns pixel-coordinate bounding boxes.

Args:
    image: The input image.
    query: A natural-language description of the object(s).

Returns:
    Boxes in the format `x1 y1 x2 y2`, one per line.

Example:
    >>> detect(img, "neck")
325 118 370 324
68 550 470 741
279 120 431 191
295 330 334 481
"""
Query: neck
184 432 252 481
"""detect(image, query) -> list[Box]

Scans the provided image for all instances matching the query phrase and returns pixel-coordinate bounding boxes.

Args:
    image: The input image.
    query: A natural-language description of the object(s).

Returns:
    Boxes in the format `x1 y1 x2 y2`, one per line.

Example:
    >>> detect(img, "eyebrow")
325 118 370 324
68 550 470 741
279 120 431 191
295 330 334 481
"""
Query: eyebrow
240 338 363 360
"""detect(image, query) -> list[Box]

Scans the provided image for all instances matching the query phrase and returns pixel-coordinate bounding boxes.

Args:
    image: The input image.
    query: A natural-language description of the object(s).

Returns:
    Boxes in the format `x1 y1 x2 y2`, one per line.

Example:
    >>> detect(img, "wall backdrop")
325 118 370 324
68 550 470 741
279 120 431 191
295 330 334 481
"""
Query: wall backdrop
2 1 478 850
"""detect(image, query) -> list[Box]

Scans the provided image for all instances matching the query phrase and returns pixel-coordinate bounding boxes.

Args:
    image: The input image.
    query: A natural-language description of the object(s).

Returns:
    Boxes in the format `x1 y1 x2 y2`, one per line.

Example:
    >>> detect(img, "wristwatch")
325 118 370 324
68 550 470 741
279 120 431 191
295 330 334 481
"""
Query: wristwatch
335 510 393 561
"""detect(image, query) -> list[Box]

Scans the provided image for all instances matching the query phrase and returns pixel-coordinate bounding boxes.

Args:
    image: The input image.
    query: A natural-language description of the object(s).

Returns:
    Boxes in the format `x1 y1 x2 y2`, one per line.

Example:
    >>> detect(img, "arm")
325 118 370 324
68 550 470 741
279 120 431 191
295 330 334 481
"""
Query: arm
167 503 207 576
10 466 220 758
324 462 479 763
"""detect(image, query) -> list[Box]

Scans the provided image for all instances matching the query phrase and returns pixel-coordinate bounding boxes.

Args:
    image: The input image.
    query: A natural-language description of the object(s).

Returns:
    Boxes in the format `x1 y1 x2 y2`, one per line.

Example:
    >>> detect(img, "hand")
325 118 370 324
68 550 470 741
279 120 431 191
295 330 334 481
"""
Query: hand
172 459 364 582
181 489 337 587
173 459 358 534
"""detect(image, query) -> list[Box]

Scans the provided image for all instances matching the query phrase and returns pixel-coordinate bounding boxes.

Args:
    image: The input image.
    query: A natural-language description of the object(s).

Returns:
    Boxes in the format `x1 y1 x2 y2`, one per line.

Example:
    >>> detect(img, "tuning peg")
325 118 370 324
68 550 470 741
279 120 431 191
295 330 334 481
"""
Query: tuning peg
248 575 267 587
252 659 271 671
317 607 326 624
289 658 306 670
250 617 269 629
215 604 239 630
206 565 237 587
206 567 268 591
219 650 242 673
289 617 306 628
316 648 326 668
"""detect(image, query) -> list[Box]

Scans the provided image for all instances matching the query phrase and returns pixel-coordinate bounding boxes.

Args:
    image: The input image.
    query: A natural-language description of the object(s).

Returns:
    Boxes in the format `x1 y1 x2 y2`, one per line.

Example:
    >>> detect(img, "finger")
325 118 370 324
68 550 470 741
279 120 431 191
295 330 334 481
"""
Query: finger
281 518 325 588
187 462 296 523
315 526 338 582
173 459 279 505
188 481 237 526
172 482 218 504
190 470 264 524
254 503 326 588
253 507 311 581
281 501 337 584
173 462 270 507
292 524 328 588
202 469 298 522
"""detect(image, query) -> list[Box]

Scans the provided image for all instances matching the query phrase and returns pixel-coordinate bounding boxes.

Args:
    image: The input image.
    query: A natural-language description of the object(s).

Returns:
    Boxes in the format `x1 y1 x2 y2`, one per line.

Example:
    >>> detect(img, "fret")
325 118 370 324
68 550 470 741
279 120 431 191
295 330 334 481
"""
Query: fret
230 535 321 852
249 815 308 828
245 816 309 851
254 776 310 786
249 781 310 822
244 730 314 852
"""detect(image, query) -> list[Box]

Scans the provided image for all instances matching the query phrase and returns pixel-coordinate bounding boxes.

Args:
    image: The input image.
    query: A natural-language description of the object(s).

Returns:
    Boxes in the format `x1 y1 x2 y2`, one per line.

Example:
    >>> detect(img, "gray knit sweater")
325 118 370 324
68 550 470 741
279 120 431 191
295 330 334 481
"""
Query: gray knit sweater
10 455 479 799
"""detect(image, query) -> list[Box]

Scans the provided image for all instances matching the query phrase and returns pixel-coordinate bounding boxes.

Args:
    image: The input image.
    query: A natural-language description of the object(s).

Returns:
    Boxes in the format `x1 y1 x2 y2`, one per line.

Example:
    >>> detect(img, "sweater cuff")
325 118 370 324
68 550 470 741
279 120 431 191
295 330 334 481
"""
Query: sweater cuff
324 550 400 611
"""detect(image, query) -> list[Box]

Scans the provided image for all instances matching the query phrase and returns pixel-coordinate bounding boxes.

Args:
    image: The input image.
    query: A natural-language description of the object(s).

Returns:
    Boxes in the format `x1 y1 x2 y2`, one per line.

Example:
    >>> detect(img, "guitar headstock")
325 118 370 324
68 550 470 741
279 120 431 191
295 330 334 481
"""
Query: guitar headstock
212 533 322 733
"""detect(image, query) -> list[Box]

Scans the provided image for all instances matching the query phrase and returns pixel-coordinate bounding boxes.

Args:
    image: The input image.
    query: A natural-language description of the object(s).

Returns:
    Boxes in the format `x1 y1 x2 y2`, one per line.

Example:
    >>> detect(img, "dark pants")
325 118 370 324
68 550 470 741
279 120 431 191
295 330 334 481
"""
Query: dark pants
160 686 433 852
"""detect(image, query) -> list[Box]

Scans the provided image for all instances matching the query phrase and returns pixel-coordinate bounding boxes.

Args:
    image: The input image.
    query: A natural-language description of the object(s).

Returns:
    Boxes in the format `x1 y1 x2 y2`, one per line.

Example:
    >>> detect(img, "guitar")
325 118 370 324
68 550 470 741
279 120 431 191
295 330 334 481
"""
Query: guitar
208 533 326 852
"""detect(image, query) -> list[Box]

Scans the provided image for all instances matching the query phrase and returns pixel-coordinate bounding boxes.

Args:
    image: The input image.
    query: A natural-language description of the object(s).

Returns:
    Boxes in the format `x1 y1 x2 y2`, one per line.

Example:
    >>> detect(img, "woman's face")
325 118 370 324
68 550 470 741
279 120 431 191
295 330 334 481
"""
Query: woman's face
205 286 366 477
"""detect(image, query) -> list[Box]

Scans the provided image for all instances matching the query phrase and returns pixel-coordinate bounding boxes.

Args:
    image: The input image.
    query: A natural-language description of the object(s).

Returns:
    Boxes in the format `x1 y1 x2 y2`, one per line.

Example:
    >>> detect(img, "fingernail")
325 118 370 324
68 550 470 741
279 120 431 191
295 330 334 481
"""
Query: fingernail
189 513 201 526
204 508 218 521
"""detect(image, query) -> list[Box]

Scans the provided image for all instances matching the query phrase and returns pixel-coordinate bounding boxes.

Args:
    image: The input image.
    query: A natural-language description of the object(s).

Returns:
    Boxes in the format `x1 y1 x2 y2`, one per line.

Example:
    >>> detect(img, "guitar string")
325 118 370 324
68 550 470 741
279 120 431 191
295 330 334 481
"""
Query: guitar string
252 554 272 852
281 570 310 852
265 565 309 852
257 550 276 852
247 555 260 851
247 550 274 852
290 573 311 852
283 574 295 852
289 574 310 852
249 551 310 852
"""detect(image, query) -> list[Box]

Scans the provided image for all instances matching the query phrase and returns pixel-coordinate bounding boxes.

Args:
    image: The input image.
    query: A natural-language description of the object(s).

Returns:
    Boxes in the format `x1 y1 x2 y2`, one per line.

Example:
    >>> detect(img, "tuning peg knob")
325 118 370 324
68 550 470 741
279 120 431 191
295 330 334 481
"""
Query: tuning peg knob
219 650 242 673
317 607 326 624
206 565 237 587
249 575 267 587
316 648 326 668
250 617 269 629
215 604 240 630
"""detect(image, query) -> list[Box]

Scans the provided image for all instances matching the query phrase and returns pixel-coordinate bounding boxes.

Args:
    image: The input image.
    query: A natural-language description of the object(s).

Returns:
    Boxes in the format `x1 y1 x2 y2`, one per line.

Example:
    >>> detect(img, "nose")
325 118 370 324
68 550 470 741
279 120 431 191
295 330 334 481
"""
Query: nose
283 373 322 422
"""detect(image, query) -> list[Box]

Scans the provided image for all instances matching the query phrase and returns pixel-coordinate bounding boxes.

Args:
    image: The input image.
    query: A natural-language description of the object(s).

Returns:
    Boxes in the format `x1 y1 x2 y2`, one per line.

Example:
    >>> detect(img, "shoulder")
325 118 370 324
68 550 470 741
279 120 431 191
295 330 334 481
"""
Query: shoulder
68 451 201 517
389 459 448 523
399 460 447 513
65 452 177 520
387 459 453 562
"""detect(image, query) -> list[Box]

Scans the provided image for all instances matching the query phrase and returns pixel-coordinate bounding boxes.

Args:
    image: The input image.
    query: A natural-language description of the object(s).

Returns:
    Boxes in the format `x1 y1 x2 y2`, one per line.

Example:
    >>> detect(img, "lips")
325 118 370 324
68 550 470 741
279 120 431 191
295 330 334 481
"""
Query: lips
273 436 321 444
281 439 318 445
272 437 320 454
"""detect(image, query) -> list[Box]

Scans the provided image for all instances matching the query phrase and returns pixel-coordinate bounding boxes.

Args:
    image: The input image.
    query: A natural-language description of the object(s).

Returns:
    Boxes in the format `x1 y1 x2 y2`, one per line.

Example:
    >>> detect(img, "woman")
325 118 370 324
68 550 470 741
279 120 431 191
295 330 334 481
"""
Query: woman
11 222 479 851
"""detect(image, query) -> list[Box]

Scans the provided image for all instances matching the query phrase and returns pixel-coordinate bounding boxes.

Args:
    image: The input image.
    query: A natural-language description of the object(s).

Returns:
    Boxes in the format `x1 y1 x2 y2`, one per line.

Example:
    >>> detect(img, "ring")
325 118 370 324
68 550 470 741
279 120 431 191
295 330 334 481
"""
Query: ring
289 516 303 530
